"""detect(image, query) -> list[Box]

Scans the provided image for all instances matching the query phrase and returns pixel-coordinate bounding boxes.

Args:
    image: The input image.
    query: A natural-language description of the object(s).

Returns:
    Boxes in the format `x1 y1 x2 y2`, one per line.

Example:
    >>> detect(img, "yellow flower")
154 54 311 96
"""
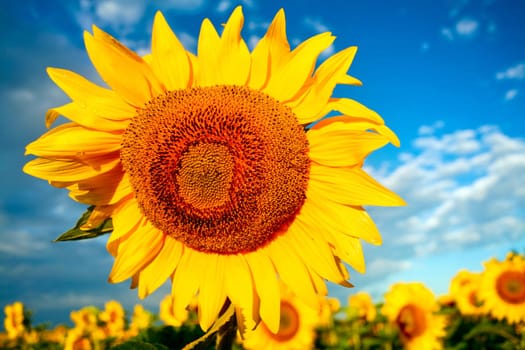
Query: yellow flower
23 6 404 332
449 270 484 316
3 302 25 339
99 300 125 338
70 307 98 333
241 283 320 350
127 304 153 337
478 254 525 324
318 297 341 327
64 328 92 350
348 291 376 321
382 283 447 350
159 294 190 327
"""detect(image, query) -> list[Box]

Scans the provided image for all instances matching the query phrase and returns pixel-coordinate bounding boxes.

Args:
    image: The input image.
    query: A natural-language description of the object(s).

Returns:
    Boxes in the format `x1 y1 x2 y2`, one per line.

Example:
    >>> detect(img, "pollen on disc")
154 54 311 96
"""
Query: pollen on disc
120 85 310 254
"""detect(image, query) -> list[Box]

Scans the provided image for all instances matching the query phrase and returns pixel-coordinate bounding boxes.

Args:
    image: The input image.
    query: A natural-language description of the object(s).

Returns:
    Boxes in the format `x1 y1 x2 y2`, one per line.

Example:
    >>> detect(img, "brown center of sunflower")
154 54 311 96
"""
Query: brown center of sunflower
496 270 525 304
264 301 300 341
121 85 310 254
396 304 427 339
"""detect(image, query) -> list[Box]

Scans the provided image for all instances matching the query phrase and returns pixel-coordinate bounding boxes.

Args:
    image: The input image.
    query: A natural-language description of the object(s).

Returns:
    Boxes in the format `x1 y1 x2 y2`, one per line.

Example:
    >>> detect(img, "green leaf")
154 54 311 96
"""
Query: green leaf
182 303 236 350
112 340 167 350
54 205 113 242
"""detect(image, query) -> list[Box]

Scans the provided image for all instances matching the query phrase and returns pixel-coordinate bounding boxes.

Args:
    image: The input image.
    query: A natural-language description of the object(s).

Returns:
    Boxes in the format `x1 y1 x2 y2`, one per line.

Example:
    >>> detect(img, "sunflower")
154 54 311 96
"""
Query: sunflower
478 254 525 324
348 291 376 321
23 6 404 332
3 302 25 340
99 300 126 338
241 282 320 350
449 270 484 316
381 283 447 350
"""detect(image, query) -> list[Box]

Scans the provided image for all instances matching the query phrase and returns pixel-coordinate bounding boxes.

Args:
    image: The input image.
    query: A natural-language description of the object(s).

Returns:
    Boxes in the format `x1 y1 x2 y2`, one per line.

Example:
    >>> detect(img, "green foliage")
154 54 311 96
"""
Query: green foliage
54 205 113 242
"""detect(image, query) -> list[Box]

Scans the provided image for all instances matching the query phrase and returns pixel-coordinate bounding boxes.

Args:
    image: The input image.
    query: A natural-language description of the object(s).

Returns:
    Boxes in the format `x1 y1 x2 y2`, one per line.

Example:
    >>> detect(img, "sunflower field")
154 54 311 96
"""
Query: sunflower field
2 251 524 350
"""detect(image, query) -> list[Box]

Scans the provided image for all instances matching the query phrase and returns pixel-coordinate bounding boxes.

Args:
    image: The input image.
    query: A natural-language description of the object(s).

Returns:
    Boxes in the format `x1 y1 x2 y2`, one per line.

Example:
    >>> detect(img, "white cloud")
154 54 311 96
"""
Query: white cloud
455 18 479 37
504 89 518 101
95 0 144 27
418 120 444 135
216 0 231 13
496 63 525 80
441 27 454 41
303 16 330 33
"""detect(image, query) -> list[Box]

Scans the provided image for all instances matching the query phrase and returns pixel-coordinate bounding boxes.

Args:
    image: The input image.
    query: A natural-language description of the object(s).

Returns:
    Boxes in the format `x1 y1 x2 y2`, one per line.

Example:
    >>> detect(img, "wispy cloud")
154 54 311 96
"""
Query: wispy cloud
504 89 518 101
496 63 525 80
343 125 525 297
455 18 479 37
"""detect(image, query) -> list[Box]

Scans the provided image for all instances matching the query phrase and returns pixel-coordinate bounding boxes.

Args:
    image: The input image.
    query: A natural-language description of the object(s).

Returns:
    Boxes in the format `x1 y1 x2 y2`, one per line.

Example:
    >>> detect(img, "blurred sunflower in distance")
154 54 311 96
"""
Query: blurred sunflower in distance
23 6 404 334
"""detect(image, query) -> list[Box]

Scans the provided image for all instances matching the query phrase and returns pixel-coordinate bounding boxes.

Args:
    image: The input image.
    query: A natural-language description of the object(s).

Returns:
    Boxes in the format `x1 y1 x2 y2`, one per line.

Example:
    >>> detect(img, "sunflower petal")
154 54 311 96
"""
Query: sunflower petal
217 6 251 85
23 154 119 182
47 67 134 119
67 166 131 205
151 11 192 90
308 128 389 167
196 18 221 86
248 8 289 89
84 28 163 106
138 235 183 299
108 220 164 283
224 255 257 331
291 46 357 123
264 32 335 102
107 198 143 256
266 238 319 308
310 164 406 206
198 254 227 330
245 252 280 333
171 248 202 317
47 103 128 131
25 123 121 160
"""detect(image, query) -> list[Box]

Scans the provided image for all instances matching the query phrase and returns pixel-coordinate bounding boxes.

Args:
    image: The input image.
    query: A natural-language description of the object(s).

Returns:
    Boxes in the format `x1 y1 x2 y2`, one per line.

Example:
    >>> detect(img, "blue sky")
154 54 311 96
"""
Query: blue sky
1 0 524 327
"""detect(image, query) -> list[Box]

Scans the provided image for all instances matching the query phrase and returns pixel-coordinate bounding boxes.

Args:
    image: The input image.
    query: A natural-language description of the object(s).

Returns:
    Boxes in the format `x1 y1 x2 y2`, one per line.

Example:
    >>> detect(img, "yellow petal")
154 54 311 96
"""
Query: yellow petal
308 128 389 167
245 252 280 333
23 154 119 182
290 46 357 123
107 197 142 256
325 98 384 124
67 166 132 205
138 235 183 299
309 164 406 206
265 238 319 308
25 123 121 159
84 28 163 106
108 220 164 283
47 67 135 120
285 220 350 286
249 9 290 89
46 103 128 131
303 193 382 245
171 248 202 317
198 254 227 330
331 234 366 274
151 11 192 90
195 18 221 86
264 32 335 102
223 255 257 331
217 6 251 85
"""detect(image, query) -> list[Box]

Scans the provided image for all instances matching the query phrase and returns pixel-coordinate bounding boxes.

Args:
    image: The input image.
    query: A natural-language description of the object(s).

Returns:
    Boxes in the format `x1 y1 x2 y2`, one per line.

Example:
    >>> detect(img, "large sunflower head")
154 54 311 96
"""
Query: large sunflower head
449 270 484 316
23 7 404 333
478 254 525 324
381 283 447 350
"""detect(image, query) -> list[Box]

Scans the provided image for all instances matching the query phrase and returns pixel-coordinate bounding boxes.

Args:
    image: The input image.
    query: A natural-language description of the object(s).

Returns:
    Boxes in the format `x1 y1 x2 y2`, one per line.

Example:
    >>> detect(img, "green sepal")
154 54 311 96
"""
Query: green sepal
54 205 113 242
